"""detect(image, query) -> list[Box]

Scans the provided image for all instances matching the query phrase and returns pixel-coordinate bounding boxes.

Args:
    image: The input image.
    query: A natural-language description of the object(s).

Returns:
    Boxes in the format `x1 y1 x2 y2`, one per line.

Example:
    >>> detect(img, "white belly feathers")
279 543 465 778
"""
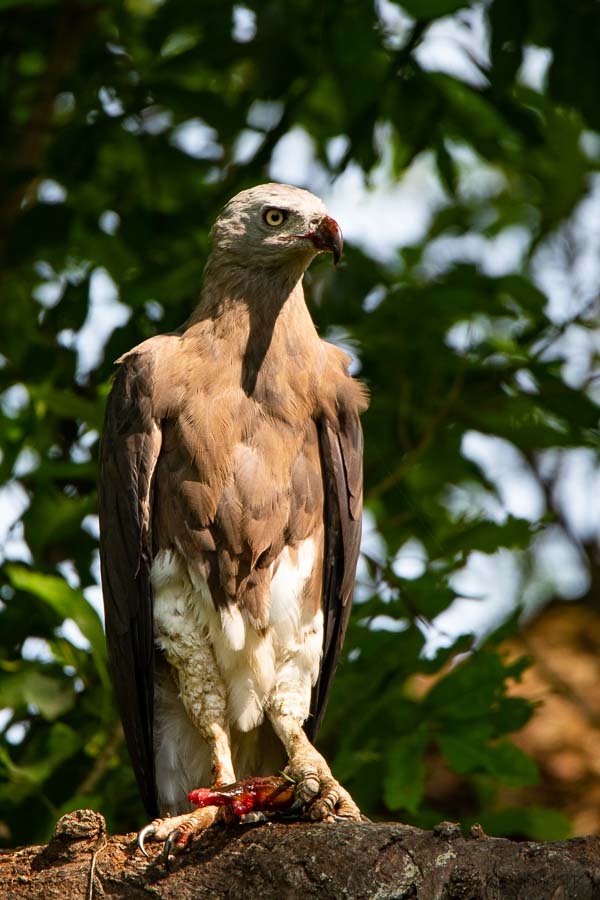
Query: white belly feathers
151 538 323 734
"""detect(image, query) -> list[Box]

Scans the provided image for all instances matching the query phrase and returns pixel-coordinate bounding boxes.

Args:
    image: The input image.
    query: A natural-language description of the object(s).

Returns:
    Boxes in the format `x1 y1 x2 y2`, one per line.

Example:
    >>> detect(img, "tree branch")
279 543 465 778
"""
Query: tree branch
2 809 599 899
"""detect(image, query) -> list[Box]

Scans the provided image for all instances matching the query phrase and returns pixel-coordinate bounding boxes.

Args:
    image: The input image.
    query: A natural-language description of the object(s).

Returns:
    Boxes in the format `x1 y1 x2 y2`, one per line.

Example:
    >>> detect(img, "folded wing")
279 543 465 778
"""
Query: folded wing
307 401 363 740
98 352 162 818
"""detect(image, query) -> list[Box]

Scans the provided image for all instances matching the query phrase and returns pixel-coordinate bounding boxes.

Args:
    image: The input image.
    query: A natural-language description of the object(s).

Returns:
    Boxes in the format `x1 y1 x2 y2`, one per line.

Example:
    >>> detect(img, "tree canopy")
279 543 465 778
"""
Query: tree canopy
1 0 599 847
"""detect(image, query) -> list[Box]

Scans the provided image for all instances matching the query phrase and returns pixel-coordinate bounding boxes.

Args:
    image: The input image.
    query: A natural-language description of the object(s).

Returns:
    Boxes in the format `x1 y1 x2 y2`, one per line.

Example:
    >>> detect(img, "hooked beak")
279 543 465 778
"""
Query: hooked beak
307 215 343 266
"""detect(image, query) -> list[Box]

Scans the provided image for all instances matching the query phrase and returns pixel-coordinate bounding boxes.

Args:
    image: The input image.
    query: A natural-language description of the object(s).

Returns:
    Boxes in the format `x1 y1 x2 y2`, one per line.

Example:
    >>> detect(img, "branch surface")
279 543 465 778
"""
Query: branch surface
1 809 599 899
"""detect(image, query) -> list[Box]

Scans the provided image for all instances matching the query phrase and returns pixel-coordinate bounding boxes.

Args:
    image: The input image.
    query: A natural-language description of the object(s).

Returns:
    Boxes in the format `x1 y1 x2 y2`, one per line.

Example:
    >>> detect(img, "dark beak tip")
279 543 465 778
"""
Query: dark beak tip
313 214 343 267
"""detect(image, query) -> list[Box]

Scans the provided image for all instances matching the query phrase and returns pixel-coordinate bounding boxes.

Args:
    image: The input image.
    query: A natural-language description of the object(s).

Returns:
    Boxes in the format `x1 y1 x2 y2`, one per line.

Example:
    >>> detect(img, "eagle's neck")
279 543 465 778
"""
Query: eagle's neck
189 260 322 400
197 252 310 314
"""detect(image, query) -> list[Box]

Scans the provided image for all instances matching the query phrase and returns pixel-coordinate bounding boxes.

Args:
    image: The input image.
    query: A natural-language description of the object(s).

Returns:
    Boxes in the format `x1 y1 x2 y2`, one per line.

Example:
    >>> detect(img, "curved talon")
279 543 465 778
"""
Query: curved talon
163 827 189 864
137 823 155 858
162 830 177 864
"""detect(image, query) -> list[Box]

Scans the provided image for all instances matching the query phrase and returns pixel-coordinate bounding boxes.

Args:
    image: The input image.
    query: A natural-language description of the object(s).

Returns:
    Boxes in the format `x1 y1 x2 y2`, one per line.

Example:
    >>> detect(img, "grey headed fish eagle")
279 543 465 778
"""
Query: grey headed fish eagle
98 183 367 857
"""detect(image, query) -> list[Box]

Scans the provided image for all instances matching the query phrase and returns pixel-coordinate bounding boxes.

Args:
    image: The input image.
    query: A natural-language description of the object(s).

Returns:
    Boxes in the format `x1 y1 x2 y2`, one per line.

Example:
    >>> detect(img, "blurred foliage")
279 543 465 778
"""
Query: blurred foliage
1 0 599 847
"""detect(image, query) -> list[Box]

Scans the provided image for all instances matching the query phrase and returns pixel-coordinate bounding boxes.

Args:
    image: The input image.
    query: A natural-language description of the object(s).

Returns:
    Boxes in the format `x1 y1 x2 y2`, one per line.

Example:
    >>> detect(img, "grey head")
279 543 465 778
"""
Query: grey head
210 183 343 270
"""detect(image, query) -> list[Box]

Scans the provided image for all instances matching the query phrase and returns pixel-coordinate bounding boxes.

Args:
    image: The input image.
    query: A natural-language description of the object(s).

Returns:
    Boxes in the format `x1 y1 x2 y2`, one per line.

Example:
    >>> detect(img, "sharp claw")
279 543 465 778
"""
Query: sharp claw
137 823 155 858
163 827 189 865
290 795 306 812
162 831 177 864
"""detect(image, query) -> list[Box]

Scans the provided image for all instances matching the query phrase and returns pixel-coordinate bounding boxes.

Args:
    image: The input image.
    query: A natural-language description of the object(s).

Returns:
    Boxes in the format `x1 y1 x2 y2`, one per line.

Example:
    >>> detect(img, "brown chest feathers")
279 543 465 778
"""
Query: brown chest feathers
141 290 363 632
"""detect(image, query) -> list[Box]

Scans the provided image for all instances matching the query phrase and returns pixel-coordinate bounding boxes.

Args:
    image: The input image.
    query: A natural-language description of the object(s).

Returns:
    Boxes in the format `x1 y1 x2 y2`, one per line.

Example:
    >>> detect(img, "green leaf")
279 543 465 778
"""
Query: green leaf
0 723 81 790
0 668 75 721
28 385 105 431
442 517 536 555
476 806 572 841
438 734 538 786
425 650 528 722
23 488 96 555
5 566 108 687
383 730 429 813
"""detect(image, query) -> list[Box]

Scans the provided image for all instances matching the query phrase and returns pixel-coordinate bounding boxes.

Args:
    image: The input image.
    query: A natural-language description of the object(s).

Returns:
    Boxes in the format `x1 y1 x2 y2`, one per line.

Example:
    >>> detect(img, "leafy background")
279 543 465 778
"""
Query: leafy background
1 0 599 847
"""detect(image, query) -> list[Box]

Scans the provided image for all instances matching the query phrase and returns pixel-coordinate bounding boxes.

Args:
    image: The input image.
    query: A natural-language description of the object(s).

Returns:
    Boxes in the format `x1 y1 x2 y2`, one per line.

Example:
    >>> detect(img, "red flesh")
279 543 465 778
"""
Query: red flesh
188 775 295 816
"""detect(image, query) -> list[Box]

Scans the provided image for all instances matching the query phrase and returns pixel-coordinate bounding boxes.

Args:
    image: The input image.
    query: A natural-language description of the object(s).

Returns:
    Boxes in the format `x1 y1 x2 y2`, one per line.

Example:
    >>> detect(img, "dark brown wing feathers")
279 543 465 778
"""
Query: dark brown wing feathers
306 398 364 741
98 353 161 818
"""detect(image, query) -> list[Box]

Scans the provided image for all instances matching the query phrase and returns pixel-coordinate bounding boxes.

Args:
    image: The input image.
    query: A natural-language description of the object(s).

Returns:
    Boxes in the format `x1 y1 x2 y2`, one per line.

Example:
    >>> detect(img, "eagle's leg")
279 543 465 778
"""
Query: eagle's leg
138 592 237 859
268 711 361 822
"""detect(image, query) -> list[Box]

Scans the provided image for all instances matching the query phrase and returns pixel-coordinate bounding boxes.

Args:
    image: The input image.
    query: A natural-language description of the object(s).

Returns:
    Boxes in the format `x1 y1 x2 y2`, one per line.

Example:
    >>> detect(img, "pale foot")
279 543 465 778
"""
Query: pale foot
137 805 221 863
285 749 361 822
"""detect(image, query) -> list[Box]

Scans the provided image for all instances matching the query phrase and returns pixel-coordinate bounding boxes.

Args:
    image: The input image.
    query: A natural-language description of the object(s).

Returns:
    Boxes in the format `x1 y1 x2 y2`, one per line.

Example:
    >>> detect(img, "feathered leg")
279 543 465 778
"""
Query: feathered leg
263 596 362 822
139 589 237 860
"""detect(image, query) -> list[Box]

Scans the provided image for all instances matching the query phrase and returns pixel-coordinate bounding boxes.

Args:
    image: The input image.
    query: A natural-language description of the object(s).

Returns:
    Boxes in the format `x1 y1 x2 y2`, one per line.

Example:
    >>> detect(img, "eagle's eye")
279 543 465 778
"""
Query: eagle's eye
263 207 287 227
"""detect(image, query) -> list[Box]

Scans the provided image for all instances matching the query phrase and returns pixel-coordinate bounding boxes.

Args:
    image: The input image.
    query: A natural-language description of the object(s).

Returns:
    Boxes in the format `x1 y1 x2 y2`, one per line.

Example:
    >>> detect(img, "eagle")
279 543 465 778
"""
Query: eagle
98 183 367 856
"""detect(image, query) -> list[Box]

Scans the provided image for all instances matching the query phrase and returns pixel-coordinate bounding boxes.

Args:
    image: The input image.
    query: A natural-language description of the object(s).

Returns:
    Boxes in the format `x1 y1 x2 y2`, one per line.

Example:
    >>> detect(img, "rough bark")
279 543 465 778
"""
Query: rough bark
1 809 599 900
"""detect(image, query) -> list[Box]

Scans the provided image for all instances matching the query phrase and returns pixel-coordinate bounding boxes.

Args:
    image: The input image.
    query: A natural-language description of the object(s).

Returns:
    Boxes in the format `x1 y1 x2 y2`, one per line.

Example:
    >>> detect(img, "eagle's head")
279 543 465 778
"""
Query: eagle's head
210 182 343 271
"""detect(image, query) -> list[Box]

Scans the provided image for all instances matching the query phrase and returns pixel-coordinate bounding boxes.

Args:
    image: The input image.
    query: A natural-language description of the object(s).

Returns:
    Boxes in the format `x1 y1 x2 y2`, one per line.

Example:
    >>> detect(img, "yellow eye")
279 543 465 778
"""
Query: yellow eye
264 208 286 227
